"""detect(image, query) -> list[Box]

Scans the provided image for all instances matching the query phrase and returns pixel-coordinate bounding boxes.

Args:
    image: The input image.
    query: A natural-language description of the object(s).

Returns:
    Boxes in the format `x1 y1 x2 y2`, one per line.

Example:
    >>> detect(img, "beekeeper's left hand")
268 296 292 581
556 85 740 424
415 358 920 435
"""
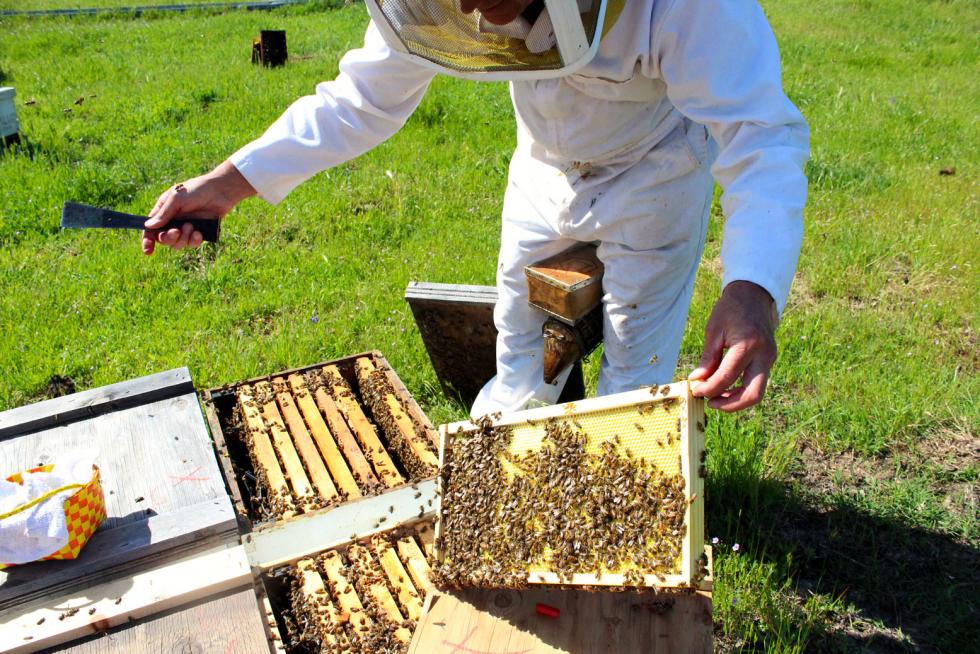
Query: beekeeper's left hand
688 281 779 412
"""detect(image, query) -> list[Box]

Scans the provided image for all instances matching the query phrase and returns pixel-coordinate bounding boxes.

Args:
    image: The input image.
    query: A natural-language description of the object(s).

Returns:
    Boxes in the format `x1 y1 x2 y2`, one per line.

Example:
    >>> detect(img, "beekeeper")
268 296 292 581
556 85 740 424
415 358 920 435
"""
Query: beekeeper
143 0 809 416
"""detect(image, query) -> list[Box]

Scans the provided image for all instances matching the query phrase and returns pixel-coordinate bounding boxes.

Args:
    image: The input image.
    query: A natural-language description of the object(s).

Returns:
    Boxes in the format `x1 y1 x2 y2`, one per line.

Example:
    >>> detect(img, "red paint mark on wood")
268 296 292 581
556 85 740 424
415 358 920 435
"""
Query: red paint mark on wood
170 466 209 486
442 626 533 654
535 603 560 619
225 637 237 653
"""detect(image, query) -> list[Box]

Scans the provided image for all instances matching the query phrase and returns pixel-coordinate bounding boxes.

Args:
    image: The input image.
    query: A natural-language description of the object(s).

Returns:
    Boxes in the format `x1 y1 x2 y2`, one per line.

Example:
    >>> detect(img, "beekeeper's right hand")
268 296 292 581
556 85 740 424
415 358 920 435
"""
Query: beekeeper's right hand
142 160 256 255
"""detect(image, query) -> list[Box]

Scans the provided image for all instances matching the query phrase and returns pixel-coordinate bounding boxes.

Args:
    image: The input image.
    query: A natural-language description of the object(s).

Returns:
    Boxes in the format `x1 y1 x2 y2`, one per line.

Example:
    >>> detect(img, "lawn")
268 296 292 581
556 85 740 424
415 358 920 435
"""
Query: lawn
1 0 977 651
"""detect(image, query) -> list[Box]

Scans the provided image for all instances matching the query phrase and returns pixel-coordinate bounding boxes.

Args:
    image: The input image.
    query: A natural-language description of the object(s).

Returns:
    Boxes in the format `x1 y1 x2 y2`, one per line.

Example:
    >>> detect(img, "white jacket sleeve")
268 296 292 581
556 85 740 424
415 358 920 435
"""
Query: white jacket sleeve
229 21 437 205
653 0 809 314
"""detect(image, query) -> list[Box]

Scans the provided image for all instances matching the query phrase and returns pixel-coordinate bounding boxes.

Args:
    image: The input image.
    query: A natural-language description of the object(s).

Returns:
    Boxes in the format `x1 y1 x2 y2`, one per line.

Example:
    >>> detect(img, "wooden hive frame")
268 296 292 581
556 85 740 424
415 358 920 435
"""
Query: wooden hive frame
266 521 436 653
435 382 707 589
201 352 439 530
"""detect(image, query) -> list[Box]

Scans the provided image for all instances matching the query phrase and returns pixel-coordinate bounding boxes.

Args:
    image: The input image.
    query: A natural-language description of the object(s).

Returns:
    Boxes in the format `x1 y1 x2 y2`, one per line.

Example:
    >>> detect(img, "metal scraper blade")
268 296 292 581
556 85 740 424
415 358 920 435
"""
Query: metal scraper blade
60 202 220 242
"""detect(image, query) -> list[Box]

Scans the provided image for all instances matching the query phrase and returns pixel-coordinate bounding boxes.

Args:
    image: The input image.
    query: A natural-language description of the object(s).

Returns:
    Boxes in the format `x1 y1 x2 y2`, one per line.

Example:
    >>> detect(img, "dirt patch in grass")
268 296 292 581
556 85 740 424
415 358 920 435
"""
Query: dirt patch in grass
773 434 979 652
36 374 77 400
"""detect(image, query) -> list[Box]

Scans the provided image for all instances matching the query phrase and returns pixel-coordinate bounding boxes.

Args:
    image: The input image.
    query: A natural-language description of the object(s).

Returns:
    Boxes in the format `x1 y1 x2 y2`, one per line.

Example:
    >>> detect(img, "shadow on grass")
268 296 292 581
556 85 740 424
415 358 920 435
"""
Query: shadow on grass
709 469 979 652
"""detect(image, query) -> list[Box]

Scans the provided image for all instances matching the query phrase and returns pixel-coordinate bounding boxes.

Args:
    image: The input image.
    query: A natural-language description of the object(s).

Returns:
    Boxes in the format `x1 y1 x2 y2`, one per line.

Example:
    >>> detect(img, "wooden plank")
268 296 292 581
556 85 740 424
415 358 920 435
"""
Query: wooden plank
246 479 437 571
296 558 345 650
408 588 712 654
238 386 295 517
0 368 194 440
1 388 236 607
355 357 438 475
312 384 382 492
254 381 316 511
0 499 236 611
322 365 404 488
273 378 339 503
416 522 435 561
49 587 270 654
2 545 254 654
201 390 251 532
347 544 412 643
376 538 423 621
287 374 361 499
396 535 432 595
320 550 373 635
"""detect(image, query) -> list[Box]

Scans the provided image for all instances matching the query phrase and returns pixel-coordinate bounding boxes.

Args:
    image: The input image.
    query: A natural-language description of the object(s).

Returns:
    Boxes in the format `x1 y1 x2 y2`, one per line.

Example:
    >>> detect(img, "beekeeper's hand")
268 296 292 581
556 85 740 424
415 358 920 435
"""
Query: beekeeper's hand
142 161 255 255
688 281 779 412
459 0 534 25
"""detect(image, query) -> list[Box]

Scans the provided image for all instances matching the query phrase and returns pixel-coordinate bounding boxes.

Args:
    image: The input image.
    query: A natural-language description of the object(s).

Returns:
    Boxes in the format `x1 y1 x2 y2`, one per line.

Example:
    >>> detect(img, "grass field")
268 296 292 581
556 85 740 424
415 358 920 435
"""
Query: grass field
1 0 977 651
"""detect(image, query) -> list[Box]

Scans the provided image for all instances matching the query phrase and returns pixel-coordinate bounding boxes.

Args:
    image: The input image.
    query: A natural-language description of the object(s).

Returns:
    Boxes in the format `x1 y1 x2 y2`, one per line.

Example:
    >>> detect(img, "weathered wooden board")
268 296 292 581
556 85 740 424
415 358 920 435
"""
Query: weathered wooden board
408 588 712 654
404 282 586 406
2 545 255 654
404 283 499 405
41 587 270 654
0 369 237 610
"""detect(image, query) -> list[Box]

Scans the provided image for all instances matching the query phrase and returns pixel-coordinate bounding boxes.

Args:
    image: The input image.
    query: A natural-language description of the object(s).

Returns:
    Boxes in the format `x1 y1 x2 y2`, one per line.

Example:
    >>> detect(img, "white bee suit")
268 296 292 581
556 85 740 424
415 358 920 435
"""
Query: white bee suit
229 0 809 417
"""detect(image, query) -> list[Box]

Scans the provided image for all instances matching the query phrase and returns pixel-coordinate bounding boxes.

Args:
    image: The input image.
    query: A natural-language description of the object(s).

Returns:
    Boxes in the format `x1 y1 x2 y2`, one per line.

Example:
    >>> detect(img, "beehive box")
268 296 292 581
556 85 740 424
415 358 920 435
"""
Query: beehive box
0 87 19 142
435 382 707 589
260 520 435 654
201 352 439 531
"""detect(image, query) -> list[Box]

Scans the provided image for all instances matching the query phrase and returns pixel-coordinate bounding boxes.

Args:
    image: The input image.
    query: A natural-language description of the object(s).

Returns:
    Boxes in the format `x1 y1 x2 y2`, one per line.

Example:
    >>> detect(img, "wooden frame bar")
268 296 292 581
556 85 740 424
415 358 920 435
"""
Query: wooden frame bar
436 383 706 589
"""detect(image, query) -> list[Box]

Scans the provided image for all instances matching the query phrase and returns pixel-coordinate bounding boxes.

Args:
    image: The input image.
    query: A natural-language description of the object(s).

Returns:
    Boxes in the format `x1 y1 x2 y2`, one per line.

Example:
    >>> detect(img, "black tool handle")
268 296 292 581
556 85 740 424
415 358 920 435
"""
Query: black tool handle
146 217 221 243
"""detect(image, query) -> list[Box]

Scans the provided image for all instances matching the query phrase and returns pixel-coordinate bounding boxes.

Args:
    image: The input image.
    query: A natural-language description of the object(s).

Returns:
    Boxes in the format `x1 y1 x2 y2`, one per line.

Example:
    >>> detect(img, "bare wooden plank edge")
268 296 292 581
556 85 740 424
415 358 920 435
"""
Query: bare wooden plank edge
0 498 237 611
437 382 707 590
452 382 691 432
246 479 437 571
202 352 384 398
287 374 362 499
0 368 193 440
1 545 252 654
404 282 498 304
201 390 253 533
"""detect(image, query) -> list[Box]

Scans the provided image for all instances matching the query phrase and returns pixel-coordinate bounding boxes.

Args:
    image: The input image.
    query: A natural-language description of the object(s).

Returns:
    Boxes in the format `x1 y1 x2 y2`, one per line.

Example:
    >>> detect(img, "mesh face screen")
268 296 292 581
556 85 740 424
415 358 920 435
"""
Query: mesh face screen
377 0 602 73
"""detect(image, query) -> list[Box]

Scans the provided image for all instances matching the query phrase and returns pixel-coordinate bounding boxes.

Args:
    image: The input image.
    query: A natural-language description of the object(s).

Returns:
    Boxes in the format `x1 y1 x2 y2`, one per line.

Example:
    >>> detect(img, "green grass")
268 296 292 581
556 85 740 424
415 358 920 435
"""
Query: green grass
0 0 257 11
1 0 977 651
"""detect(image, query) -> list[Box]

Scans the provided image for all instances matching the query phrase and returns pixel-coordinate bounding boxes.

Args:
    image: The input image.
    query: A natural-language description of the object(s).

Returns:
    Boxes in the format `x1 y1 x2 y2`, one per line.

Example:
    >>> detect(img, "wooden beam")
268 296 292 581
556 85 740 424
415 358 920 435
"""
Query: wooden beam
246 479 437 570
288 374 362 499
320 550 372 635
312 383 382 492
376 538 423 621
0 499 236 611
273 378 339 502
322 366 404 488
395 534 432 596
1 545 253 654
238 386 295 517
375 356 440 451
0 368 194 440
255 380 316 511
347 544 412 643
524 243 604 325
355 357 438 476
296 558 345 649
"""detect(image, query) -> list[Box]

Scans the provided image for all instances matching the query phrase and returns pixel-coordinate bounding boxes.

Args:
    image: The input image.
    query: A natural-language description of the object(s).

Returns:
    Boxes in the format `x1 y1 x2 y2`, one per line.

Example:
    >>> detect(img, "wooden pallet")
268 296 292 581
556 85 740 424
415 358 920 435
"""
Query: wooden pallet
436 383 707 589
202 353 439 527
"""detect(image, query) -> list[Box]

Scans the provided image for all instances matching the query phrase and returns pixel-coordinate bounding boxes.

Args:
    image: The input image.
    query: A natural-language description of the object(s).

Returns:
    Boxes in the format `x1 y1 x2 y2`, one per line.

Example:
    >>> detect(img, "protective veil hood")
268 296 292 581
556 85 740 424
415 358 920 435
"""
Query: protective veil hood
365 0 623 81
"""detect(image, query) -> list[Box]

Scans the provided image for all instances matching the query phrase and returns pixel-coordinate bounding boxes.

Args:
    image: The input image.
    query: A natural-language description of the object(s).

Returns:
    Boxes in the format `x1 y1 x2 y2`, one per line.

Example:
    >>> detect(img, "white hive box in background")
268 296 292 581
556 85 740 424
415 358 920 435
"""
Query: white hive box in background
1 87 19 141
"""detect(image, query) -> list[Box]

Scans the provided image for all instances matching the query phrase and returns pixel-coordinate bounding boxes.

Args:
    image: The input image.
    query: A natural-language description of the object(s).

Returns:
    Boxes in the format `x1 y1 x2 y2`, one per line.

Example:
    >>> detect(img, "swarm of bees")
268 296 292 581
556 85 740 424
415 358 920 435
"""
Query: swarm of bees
434 414 689 588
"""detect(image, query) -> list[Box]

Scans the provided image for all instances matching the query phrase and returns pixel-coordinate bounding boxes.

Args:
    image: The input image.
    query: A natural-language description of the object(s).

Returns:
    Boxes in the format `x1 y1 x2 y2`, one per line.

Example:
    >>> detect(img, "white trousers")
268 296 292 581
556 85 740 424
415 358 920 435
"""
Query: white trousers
471 119 714 418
